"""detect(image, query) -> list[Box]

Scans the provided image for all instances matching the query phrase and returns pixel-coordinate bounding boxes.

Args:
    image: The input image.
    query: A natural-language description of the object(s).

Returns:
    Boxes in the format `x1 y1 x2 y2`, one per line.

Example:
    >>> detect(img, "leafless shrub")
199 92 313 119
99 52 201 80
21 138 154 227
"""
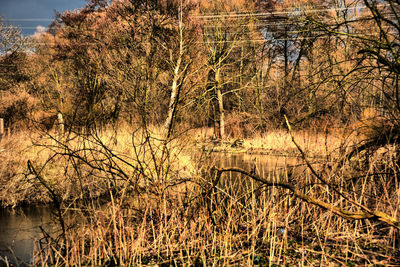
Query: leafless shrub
0 91 38 129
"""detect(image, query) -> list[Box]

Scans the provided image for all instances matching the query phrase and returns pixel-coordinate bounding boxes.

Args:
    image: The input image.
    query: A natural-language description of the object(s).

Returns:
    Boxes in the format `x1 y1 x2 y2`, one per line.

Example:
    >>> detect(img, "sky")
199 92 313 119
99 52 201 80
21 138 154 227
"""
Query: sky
0 0 87 36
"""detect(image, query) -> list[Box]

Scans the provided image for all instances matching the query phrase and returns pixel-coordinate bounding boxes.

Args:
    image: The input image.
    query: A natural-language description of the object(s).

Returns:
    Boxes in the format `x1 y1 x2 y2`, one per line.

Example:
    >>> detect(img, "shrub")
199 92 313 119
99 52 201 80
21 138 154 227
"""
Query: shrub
0 90 38 128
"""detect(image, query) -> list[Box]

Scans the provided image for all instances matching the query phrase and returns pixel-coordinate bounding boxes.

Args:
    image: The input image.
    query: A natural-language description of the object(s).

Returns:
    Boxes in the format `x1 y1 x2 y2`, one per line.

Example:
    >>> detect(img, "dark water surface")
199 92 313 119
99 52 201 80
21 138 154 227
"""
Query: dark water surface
0 206 55 266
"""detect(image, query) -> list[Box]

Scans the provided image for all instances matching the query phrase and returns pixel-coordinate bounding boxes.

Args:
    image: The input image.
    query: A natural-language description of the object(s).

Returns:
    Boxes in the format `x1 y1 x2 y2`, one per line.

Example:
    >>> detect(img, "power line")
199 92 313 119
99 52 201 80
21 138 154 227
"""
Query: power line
1 18 55 22
192 4 392 19
1 21 296 31
0 20 293 30
0 3 395 22
16 22 397 42
18 33 377 48
5 14 398 33
0 5 396 38
0 4 397 44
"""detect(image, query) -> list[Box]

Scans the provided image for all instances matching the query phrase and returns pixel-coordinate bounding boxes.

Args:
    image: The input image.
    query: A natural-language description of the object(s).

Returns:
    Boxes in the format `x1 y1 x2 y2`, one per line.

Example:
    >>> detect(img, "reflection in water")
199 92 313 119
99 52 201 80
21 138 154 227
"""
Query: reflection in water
199 153 304 207
0 206 55 266
213 152 301 175
0 154 302 266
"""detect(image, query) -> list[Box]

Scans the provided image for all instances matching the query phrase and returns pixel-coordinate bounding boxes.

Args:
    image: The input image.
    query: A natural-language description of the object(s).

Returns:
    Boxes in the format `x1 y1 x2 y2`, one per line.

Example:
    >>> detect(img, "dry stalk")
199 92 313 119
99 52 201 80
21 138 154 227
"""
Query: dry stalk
215 167 400 229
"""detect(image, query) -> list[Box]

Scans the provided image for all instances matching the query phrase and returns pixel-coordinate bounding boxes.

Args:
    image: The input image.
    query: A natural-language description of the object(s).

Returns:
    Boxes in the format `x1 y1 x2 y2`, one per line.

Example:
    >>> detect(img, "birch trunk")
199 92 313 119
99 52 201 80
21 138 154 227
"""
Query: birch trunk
163 6 184 139
215 68 225 139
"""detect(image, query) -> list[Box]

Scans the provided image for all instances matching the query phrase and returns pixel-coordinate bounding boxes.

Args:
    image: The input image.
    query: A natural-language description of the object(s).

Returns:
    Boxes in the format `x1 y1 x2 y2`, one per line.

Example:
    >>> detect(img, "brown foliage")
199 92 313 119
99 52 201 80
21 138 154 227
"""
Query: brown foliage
225 112 261 138
354 107 392 143
0 91 38 128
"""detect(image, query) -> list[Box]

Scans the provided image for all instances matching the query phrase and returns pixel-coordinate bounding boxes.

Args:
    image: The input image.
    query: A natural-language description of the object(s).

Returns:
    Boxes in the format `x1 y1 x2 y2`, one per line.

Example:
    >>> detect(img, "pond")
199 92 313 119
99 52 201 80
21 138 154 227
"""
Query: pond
213 152 301 171
0 153 303 266
0 206 56 266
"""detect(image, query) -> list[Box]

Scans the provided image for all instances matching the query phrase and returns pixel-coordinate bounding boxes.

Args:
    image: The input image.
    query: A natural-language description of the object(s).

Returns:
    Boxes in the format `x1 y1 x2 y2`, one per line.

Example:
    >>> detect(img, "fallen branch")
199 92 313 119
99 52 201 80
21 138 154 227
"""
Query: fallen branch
284 115 373 214
215 167 400 230
281 115 400 229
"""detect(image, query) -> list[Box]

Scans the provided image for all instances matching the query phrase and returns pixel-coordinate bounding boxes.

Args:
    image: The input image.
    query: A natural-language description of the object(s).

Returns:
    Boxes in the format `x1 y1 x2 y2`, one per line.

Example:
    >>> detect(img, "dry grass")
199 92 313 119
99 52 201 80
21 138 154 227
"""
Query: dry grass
0 123 195 207
0 130 48 207
243 129 344 157
191 126 345 158
31 156 400 266
1 124 399 266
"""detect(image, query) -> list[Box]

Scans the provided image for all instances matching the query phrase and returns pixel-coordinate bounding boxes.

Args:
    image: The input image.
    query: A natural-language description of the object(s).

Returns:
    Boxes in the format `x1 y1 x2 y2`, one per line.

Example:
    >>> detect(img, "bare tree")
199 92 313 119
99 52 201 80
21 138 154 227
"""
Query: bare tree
0 18 26 55
200 0 259 139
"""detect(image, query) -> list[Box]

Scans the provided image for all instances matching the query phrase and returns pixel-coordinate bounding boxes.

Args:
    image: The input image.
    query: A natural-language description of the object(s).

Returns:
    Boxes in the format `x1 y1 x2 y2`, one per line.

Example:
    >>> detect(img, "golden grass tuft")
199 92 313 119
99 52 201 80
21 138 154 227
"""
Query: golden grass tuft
242 129 343 158
355 107 388 142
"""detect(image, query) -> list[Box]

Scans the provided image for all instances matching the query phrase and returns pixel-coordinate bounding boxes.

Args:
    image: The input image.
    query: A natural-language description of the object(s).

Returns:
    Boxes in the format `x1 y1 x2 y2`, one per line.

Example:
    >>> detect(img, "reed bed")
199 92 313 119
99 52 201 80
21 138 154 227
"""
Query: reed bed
1 125 399 265
31 160 400 265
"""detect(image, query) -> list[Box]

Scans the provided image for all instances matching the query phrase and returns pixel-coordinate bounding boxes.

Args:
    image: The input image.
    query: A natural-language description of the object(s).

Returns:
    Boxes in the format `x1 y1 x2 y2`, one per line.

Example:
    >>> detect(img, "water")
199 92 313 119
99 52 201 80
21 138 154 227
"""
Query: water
0 206 56 266
0 153 302 266
213 152 301 171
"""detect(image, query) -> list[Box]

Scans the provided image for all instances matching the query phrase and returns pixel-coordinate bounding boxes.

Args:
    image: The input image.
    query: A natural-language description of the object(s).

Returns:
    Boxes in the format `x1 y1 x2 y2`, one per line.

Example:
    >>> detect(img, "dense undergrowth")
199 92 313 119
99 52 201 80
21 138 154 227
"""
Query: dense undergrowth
1 0 400 264
0 124 399 265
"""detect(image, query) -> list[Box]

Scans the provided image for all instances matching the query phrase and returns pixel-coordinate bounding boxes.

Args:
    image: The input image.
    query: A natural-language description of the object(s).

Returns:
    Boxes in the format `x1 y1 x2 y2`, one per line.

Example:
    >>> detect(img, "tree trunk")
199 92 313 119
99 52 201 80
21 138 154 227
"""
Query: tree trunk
163 53 182 139
163 7 184 139
215 67 225 139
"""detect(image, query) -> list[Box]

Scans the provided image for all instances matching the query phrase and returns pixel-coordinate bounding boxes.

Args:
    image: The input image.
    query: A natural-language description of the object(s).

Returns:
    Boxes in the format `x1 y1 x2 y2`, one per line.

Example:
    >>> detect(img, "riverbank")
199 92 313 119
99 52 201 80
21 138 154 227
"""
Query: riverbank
0 126 193 208
0 126 349 207
195 127 347 159
0 125 383 208
1 126 399 266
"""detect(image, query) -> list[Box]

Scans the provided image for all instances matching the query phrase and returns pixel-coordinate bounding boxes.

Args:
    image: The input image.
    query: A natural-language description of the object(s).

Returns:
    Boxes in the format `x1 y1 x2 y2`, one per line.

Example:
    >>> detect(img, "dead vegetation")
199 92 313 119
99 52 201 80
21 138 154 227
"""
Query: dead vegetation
28 145 400 265
1 121 398 266
0 0 400 264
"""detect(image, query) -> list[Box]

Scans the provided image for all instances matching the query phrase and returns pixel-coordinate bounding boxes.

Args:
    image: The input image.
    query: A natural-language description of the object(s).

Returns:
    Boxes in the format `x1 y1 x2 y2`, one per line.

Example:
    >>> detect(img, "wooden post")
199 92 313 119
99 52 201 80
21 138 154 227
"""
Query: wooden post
0 118 4 136
57 112 64 136
0 118 3 142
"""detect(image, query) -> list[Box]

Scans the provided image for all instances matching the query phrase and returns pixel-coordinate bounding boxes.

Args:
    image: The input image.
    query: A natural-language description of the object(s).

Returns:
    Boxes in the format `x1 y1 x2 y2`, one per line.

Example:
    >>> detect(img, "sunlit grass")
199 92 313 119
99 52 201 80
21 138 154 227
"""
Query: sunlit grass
0 123 196 207
190 126 346 158
1 124 399 265
30 157 400 266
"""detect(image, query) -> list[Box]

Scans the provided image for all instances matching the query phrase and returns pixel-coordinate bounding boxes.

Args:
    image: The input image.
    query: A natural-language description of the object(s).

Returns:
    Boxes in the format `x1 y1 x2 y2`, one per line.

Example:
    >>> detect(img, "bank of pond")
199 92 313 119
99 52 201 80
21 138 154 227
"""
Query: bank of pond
0 153 302 266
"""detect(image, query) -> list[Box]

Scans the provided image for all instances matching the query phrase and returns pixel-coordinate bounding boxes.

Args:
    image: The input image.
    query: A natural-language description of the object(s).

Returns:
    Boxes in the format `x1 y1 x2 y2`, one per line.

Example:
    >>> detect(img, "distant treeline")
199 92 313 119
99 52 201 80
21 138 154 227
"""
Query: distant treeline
0 0 399 139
